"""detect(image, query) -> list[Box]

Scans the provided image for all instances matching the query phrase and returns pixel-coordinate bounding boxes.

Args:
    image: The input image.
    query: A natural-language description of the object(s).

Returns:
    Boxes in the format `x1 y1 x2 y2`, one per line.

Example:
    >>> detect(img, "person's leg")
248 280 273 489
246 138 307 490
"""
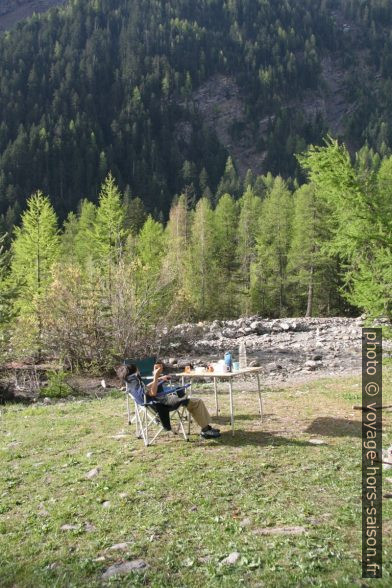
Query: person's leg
186 397 210 428
154 404 172 431
186 398 220 437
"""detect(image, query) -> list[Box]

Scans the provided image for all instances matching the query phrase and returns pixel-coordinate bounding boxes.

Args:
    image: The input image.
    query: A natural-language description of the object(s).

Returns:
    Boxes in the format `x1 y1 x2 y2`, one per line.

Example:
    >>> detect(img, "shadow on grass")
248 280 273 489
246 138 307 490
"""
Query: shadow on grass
211 413 272 423
214 430 317 447
305 417 363 438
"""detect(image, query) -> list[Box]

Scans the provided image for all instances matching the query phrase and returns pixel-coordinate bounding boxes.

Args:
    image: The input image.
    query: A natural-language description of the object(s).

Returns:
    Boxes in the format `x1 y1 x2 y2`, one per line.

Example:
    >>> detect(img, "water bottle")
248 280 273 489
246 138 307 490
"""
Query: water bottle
224 351 232 372
238 341 247 369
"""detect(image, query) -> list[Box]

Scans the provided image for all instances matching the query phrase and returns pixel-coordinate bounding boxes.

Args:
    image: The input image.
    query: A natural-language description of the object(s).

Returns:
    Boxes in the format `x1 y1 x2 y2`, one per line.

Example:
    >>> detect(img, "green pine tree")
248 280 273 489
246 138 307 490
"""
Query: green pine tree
74 199 97 266
186 197 217 319
214 193 239 318
163 195 192 320
216 156 241 201
10 191 60 358
236 186 262 315
252 176 293 317
91 173 127 294
298 137 392 318
134 215 168 325
286 184 334 316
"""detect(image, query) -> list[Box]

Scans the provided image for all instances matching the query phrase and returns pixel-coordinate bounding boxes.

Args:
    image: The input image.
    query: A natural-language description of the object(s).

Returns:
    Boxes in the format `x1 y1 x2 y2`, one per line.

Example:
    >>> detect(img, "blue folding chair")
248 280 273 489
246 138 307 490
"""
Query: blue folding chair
123 357 189 446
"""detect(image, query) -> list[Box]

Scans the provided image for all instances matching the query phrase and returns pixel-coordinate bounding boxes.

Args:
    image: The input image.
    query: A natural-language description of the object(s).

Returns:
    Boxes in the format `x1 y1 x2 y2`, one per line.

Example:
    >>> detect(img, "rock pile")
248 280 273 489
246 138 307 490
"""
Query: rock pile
160 316 391 384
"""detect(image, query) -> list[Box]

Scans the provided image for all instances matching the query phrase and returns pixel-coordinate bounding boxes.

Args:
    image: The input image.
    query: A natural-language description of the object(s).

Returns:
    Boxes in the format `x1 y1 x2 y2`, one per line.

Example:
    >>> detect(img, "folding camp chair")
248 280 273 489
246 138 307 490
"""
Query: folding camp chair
124 357 189 446
124 357 156 427
130 393 189 446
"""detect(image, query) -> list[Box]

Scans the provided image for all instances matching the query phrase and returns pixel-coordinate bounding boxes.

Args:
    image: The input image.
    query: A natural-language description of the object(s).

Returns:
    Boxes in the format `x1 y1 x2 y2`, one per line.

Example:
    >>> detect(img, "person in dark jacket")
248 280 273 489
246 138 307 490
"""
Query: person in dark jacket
117 363 220 439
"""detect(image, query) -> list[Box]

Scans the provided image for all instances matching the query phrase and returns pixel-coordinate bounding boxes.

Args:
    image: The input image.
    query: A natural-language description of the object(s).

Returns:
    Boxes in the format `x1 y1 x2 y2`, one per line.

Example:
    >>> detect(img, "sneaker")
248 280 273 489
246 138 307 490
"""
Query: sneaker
200 429 221 439
210 427 220 433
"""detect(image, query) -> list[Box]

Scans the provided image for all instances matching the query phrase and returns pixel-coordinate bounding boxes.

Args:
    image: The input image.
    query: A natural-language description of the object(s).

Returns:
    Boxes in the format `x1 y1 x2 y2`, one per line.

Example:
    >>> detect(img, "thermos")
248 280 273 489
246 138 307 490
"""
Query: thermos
224 351 232 372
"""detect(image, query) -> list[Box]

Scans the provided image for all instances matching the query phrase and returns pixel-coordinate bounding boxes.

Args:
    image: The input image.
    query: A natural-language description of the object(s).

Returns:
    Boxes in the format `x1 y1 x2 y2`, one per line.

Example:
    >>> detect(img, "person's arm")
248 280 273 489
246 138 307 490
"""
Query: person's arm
146 365 163 397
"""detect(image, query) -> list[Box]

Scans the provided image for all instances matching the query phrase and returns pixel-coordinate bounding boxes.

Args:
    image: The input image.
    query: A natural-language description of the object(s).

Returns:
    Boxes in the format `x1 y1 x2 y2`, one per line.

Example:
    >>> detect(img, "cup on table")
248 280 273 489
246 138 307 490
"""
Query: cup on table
232 361 240 371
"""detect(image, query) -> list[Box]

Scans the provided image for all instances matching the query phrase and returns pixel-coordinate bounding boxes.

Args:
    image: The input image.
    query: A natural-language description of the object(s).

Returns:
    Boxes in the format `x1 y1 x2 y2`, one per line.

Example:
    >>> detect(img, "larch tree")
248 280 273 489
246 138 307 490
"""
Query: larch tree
186 197 217 319
236 186 262 315
298 137 392 318
163 194 192 320
0 232 14 357
214 193 239 318
91 173 127 297
253 176 293 317
216 156 241 201
134 215 168 329
286 183 333 316
74 199 97 266
10 191 60 358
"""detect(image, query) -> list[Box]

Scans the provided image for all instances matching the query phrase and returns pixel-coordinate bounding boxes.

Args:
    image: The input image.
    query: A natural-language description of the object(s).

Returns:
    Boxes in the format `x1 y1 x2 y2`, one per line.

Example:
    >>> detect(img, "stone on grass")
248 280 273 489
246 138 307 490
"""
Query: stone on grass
309 439 327 445
61 524 78 531
108 542 131 551
221 551 240 565
385 478 392 484
253 525 306 536
239 517 252 527
383 493 392 499
102 501 111 508
102 560 148 579
85 467 100 479
119 492 129 499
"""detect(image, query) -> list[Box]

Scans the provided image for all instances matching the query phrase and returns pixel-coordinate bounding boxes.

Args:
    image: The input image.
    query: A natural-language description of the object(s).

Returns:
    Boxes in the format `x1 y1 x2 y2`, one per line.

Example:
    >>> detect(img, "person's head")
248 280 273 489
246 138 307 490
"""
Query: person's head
115 364 139 383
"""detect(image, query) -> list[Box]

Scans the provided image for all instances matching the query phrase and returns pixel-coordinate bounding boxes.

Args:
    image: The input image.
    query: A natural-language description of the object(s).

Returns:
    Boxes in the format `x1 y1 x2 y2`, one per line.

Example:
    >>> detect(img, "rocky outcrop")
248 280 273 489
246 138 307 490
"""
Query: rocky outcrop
160 316 392 384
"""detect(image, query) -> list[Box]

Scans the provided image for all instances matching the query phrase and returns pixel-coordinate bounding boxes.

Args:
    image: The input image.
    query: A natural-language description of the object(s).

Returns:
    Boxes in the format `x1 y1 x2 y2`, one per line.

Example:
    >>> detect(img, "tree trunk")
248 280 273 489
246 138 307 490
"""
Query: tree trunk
305 265 314 317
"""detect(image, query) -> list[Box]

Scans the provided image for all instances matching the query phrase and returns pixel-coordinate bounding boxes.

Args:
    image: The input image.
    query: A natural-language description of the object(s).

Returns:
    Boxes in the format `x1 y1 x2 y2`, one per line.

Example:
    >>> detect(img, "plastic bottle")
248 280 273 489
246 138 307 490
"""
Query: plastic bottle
238 341 247 369
224 351 232 372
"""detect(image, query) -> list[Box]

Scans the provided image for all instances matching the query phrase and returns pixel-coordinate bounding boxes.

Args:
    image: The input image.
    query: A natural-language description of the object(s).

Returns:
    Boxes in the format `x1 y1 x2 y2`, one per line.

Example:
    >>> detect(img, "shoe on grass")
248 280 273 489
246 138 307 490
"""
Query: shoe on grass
200 429 221 439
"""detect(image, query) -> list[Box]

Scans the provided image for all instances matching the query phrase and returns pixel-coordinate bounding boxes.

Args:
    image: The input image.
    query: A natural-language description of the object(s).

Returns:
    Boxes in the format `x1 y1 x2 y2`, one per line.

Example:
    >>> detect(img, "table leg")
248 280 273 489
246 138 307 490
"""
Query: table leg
182 375 192 434
214 378 219 417
229 379 234 436
257 373 263 422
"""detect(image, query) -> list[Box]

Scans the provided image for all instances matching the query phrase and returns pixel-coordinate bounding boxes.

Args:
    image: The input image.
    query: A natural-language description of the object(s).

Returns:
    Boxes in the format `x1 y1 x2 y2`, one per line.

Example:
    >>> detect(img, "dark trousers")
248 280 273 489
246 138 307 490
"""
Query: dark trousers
152 399 189 430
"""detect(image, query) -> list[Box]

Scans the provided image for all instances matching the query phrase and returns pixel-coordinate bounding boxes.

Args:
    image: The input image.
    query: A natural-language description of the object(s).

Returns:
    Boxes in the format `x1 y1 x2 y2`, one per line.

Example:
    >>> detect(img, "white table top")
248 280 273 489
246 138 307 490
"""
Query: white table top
174 366 263 379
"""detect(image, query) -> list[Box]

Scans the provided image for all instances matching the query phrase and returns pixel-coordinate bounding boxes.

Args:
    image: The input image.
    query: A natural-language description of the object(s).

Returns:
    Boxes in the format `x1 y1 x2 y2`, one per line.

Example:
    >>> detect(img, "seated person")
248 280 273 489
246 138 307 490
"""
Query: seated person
117 362 220 439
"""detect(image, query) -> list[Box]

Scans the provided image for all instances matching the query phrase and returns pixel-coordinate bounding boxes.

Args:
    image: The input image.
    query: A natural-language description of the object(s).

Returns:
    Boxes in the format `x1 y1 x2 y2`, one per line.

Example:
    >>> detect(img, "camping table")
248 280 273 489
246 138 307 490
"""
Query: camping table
174 367 264 436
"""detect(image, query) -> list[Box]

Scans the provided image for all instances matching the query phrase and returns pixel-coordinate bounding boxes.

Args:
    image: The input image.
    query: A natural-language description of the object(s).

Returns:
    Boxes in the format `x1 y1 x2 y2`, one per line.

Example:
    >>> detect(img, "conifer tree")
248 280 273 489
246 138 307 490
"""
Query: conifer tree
60 211 79 263
163 195 192 320
186 197 217 319
252 176 293 316
236 186 262 315
0 233 14 356
91 174 127 298
74 199 96 266
125 196 147 236
214 193 239 318
10 191 60 357
286 184 333 316
298 138 392 318
216 156 241 201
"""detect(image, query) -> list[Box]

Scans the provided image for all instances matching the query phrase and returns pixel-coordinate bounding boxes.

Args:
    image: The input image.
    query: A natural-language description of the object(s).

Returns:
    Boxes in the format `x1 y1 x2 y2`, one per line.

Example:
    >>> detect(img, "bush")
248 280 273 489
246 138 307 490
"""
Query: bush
41 370 73 398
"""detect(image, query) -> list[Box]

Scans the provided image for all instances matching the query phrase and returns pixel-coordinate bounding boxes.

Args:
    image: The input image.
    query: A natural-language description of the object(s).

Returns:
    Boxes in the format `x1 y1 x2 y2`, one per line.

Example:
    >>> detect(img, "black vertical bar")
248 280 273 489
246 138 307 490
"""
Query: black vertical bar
362 328 382 578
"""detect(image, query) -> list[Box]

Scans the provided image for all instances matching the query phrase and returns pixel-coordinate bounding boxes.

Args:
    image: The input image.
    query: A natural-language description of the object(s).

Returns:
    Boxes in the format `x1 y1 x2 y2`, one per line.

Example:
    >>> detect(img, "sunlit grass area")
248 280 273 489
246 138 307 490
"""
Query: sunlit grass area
1 371 391 587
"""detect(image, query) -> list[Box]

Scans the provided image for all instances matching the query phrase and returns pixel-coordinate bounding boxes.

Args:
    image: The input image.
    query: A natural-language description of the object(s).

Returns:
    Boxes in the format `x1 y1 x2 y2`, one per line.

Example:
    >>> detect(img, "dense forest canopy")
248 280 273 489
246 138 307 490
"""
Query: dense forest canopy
1 0 392 229
1 138 391 368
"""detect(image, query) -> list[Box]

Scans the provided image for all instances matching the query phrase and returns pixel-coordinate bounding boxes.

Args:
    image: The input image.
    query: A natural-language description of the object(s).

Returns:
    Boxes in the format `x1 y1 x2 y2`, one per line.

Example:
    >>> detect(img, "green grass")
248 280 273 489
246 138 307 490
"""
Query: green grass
0 372 391 587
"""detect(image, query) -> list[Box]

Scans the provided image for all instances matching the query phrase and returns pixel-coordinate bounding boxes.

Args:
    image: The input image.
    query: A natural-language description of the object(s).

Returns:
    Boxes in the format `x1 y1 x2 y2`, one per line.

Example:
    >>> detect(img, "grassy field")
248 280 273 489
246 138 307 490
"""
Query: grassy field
1 371 391 587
